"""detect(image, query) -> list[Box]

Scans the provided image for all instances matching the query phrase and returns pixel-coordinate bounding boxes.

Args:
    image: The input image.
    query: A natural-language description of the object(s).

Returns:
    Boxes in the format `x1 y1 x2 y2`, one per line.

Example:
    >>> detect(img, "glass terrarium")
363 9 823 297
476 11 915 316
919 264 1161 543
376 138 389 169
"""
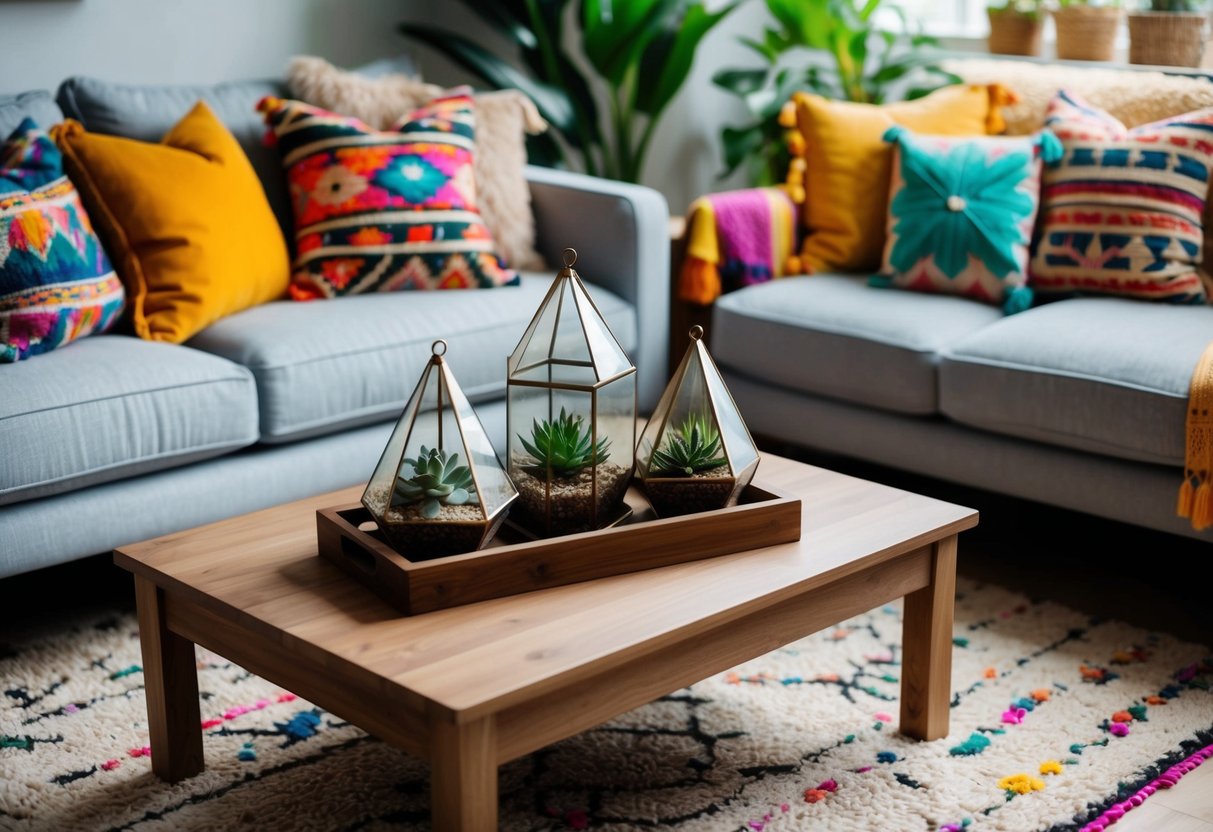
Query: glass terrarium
506 248 637 537
636 326 759 517
362 340 517 559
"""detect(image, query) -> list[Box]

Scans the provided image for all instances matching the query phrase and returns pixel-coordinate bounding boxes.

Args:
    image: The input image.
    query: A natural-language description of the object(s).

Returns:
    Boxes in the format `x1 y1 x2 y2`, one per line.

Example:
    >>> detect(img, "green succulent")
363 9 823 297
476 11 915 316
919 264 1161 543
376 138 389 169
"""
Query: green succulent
519 407 610 477
393 446 475 519
650 413 727 476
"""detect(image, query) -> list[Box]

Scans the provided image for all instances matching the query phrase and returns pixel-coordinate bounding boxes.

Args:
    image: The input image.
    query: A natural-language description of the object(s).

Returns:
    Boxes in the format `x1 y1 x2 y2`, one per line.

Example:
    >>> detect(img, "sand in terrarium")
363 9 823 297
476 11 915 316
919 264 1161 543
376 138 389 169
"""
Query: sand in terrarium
364 484 487 559
510 461 630 536
643 466 735 518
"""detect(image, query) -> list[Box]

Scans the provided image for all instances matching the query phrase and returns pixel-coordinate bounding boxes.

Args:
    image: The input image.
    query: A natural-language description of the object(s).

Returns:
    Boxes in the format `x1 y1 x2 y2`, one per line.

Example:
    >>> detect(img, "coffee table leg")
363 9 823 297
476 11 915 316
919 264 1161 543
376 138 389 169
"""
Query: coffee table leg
134 576 204 782
430 712 498 832
899 535 958 741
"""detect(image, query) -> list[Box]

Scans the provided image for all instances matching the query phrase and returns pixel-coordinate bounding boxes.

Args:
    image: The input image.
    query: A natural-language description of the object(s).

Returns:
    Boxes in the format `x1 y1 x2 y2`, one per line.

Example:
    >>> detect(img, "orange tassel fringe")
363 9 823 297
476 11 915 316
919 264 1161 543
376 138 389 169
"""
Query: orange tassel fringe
1179 342 1213 531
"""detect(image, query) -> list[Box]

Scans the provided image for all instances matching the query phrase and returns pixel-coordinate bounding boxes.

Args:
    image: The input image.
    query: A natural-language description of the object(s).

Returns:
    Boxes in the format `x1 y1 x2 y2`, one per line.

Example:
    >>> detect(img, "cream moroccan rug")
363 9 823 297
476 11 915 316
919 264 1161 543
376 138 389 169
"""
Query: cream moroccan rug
2 578 1211 832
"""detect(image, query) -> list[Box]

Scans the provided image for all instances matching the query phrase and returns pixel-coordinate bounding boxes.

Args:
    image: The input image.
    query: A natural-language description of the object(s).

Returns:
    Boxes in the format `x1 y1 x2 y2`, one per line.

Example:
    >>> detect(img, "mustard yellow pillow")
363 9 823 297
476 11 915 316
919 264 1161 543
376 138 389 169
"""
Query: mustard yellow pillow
52 101 289 343
793 84 1011 274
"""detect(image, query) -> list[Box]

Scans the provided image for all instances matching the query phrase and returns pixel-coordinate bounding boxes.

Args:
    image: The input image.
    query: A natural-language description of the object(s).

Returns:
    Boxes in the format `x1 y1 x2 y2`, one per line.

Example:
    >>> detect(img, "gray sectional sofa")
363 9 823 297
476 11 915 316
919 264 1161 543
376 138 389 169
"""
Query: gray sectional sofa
0 75 670 578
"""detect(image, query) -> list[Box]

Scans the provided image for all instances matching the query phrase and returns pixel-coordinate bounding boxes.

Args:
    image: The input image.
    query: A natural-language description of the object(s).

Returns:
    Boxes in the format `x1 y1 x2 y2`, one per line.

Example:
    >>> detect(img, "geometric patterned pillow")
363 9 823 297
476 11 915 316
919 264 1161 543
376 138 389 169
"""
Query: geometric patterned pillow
874 126 1061 315
1 118 123 362
258 92 518 301
1030 90 1213 304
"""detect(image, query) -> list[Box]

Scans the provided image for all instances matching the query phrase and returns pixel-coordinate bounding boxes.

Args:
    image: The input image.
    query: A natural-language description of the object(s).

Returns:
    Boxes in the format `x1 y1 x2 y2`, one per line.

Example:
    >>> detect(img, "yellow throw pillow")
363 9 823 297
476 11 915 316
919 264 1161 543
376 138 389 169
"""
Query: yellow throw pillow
793 84 1011 274
52 101 289 343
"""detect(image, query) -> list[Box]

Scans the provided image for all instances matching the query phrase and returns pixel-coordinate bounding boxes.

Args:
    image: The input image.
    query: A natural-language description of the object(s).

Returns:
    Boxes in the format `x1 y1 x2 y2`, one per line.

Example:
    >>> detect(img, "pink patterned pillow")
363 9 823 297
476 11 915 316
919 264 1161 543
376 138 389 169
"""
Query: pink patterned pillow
259 92 516 300
1030 90 1213 304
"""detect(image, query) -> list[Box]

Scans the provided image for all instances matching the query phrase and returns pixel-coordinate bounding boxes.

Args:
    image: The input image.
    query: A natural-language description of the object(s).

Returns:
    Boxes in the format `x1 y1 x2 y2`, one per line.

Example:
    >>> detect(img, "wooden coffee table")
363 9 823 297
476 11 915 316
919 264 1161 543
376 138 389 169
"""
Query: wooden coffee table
113 453 976 832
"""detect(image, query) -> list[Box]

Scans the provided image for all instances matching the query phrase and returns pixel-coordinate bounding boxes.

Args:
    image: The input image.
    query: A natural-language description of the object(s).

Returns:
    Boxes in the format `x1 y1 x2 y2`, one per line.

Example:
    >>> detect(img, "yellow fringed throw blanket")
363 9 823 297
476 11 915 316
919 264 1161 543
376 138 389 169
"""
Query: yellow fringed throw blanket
1179 341 1213 530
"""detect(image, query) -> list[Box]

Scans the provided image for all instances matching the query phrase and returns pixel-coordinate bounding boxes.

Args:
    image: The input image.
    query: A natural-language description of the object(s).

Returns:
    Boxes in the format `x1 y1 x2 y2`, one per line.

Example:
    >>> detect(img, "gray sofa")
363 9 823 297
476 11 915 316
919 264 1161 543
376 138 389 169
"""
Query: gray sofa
0 76 670 578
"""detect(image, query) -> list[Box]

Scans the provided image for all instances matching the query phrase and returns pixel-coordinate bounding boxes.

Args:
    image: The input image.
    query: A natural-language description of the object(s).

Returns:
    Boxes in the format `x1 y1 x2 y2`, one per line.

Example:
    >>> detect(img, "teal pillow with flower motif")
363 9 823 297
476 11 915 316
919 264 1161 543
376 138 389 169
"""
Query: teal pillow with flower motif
871 125 1062 315
258 91 517 300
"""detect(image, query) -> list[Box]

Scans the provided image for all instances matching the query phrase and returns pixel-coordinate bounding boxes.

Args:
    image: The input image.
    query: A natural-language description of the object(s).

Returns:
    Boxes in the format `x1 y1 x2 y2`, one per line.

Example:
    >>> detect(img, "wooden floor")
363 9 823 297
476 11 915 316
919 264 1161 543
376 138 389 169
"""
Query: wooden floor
5 447 1213 831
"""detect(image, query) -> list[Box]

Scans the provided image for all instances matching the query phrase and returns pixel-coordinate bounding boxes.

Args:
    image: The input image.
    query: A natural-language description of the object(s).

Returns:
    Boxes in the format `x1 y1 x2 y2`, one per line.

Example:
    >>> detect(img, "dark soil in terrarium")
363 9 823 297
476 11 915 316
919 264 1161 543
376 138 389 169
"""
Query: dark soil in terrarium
510 462 630 536
365 486 487 559
643 467 736 518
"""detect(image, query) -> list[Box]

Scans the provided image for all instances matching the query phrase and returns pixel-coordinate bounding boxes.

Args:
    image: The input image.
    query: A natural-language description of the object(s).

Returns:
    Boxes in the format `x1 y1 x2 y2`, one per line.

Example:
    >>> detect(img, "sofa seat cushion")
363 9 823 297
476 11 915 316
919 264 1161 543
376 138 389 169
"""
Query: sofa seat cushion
711 275 1004 414
186 274 637 444
940 298 1213 466
0 335 259 506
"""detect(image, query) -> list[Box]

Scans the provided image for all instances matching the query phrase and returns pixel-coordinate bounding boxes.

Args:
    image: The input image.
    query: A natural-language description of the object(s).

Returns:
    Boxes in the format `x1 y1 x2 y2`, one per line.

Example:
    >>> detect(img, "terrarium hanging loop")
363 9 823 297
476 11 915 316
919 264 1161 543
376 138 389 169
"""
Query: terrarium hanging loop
559 247 578 277
689 325 704 341
431 339 447 358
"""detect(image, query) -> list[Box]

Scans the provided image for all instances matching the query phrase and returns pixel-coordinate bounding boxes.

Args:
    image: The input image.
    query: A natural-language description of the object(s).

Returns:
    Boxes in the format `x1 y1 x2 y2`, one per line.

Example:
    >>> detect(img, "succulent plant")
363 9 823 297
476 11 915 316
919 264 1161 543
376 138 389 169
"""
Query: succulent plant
519 407 611 477
650 413 727 476
393 446 476 519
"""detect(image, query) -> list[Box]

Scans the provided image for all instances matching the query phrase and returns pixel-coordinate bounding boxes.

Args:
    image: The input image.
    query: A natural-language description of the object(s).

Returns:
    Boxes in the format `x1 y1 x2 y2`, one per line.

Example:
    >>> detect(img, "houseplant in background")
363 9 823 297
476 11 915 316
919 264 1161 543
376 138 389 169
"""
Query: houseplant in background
1128 0 1209 67
399 0 737 183
986 0 1046 56
712 0 961 186
1052 0 1123 62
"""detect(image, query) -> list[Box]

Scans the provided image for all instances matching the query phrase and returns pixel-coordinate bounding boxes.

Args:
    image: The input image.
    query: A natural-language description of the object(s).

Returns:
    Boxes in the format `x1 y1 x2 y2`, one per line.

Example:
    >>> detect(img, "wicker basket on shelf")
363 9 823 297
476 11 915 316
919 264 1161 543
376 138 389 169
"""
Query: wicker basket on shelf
987 8 1045 55
1052 5 1123 61
1128 11 1208 67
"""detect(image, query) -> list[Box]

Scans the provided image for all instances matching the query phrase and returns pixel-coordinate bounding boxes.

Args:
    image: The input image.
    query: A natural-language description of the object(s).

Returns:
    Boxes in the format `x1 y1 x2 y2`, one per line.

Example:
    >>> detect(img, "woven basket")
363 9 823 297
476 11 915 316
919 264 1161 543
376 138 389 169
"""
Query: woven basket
1052 5 1122 62
1128 12 1207 68
987 9 1045 56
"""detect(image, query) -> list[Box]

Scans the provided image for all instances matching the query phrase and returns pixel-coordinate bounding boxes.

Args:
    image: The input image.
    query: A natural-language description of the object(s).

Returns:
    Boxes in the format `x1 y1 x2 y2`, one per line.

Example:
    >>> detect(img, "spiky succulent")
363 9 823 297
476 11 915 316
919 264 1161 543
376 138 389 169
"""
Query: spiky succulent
519 407 611 477
650 413 727 476
393 446 475 519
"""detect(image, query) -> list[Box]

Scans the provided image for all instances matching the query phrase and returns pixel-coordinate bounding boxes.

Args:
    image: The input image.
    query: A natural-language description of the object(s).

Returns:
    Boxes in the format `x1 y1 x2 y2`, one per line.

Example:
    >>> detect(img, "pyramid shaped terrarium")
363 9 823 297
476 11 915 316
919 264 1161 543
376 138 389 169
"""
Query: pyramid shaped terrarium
636 326 760 517
362 340 518 560
506 248 637 537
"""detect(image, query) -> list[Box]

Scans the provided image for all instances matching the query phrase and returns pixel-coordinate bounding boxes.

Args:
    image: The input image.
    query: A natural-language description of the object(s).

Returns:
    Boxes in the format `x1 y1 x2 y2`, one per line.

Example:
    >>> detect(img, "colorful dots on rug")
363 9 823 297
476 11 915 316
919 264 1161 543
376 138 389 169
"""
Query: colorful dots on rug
950 733 991 757
1 735 33 750
107 664 141 681
237 742 256 762
1040 760 1063 776
803 779 837 804
201 718 223 730
1031 688 1051 702
876 751 897 764
100 759 121 771
941 820 972 831
1111 649 1150 665
1109 722 1131 737
984 667 997 679
831 628 849 640
953 637 970 648
1128 704 1148 722
1145 695 1168 705
874 712 893 723
1111 710 1133 723
277 710 322 741
1080 665 1118 684
999 773 1045 795
1002 707 1028 725
128 746 151 758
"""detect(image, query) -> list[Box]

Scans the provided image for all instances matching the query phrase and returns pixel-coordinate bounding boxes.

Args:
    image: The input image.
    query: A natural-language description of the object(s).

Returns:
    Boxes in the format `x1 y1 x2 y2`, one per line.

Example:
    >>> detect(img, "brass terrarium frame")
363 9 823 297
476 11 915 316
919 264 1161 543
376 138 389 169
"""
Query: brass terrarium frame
506 248 638 536
362 339 518 558
636 325 760 514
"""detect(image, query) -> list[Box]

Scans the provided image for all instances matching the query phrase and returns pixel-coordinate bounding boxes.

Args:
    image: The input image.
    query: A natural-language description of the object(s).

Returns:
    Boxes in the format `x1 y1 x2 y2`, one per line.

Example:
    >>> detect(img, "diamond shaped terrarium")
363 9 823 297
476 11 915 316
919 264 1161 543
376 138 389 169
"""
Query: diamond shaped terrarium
636 326 760 517
362 340 517 560
506 248 637 537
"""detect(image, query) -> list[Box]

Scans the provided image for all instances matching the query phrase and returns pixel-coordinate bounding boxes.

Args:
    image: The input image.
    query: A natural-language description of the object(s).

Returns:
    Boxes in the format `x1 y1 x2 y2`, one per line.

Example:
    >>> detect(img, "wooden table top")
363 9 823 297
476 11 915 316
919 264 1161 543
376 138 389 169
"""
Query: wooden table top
114 453 977 720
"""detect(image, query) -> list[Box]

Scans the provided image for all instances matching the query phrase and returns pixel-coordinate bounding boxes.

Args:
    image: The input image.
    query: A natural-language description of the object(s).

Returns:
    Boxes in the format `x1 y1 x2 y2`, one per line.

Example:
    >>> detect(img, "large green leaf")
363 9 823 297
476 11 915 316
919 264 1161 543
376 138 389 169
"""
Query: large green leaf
582 0 679 86
451 0 540 50
766 0 834 49
712 67 768 97
637 2 739 117
721 123 766 178
398 22 578 141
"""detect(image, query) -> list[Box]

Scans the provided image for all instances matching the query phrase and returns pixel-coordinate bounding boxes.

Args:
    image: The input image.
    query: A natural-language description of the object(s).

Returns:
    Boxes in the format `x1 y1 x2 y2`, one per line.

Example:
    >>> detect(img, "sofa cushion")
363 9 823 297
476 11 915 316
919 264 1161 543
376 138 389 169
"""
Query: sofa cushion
711 275 1004 415
186 273 637 443
940 298 1213 466
0 91 63 138
0 335 259 506
55 76 292 236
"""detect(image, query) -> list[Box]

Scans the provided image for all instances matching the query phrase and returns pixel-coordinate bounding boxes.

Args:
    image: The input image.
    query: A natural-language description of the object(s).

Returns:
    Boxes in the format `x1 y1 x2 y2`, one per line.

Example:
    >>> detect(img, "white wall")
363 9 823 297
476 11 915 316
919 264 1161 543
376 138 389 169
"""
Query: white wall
0 0 760 212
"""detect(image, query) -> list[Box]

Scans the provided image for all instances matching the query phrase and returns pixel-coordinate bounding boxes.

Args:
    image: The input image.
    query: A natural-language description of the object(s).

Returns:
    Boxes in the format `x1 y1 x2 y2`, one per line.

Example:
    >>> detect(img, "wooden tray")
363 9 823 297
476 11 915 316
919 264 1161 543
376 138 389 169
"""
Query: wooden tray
316 482 801 615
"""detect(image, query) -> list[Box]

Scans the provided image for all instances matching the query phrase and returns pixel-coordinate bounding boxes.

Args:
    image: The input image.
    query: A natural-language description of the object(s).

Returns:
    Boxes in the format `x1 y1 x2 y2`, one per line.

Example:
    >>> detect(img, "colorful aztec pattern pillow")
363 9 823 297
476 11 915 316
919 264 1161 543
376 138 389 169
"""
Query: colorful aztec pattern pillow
1031 90 1213 304
1 118 123 362
874 126 1061 314
258 93 517 300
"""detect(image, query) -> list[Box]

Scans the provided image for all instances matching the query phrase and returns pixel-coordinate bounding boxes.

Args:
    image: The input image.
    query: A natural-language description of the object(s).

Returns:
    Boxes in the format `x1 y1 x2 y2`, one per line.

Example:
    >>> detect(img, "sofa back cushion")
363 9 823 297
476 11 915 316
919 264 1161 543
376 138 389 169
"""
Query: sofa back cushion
55 76 292 235
0 91 63 138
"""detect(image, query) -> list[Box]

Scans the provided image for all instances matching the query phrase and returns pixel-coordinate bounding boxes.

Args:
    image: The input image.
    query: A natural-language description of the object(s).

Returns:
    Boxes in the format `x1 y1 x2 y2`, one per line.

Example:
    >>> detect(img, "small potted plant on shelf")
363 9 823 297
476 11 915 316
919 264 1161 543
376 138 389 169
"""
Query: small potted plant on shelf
1052 0 1123 62
1129 0 1209 67
636 327 760 518
987 0 1047 56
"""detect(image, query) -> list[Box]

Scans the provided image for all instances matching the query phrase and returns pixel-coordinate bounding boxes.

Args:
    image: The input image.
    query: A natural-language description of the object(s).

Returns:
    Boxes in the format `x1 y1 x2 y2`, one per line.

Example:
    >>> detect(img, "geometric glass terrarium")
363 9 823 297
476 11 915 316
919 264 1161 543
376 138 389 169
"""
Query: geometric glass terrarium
362 340 518 560
506 248 637 538
636 325 760 517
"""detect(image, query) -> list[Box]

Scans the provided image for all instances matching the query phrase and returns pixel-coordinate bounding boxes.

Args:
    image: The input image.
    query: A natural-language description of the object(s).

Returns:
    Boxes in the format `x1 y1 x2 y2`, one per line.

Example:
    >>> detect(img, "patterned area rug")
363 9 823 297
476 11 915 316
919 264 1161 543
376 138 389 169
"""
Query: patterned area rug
2 578 1211 832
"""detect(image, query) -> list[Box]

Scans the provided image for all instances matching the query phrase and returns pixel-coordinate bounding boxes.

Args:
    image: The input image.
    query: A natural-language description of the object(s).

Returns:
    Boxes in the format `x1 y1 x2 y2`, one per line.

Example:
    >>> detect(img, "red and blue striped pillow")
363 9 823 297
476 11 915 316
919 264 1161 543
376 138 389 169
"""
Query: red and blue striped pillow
1031 90 1213 304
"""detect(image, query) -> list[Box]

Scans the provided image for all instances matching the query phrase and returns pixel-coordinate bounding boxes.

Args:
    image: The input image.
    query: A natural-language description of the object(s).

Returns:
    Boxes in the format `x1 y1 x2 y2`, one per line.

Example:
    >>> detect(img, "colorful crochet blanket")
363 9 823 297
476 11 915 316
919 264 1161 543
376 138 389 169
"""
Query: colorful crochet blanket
1179 342 1213 530
678 185 800 305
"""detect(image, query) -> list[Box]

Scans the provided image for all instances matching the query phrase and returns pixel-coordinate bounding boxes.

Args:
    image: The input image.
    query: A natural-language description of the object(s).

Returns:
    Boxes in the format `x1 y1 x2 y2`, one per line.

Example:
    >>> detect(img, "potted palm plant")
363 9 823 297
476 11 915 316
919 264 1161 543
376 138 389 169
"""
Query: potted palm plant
1129 0 1209 67
1052 0 1123 62
987 0 1047 56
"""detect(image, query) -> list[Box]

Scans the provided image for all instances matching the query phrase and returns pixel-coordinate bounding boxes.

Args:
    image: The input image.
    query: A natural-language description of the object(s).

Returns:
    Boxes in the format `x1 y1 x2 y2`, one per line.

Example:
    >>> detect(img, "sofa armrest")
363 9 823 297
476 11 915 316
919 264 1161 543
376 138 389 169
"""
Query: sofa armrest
524 164 670 413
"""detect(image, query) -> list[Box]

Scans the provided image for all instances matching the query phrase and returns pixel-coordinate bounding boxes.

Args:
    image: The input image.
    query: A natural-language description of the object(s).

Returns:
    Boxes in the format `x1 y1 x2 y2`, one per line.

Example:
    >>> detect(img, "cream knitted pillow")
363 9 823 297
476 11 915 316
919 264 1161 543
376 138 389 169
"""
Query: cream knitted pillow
943 57 1213 135
287 56 548 271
